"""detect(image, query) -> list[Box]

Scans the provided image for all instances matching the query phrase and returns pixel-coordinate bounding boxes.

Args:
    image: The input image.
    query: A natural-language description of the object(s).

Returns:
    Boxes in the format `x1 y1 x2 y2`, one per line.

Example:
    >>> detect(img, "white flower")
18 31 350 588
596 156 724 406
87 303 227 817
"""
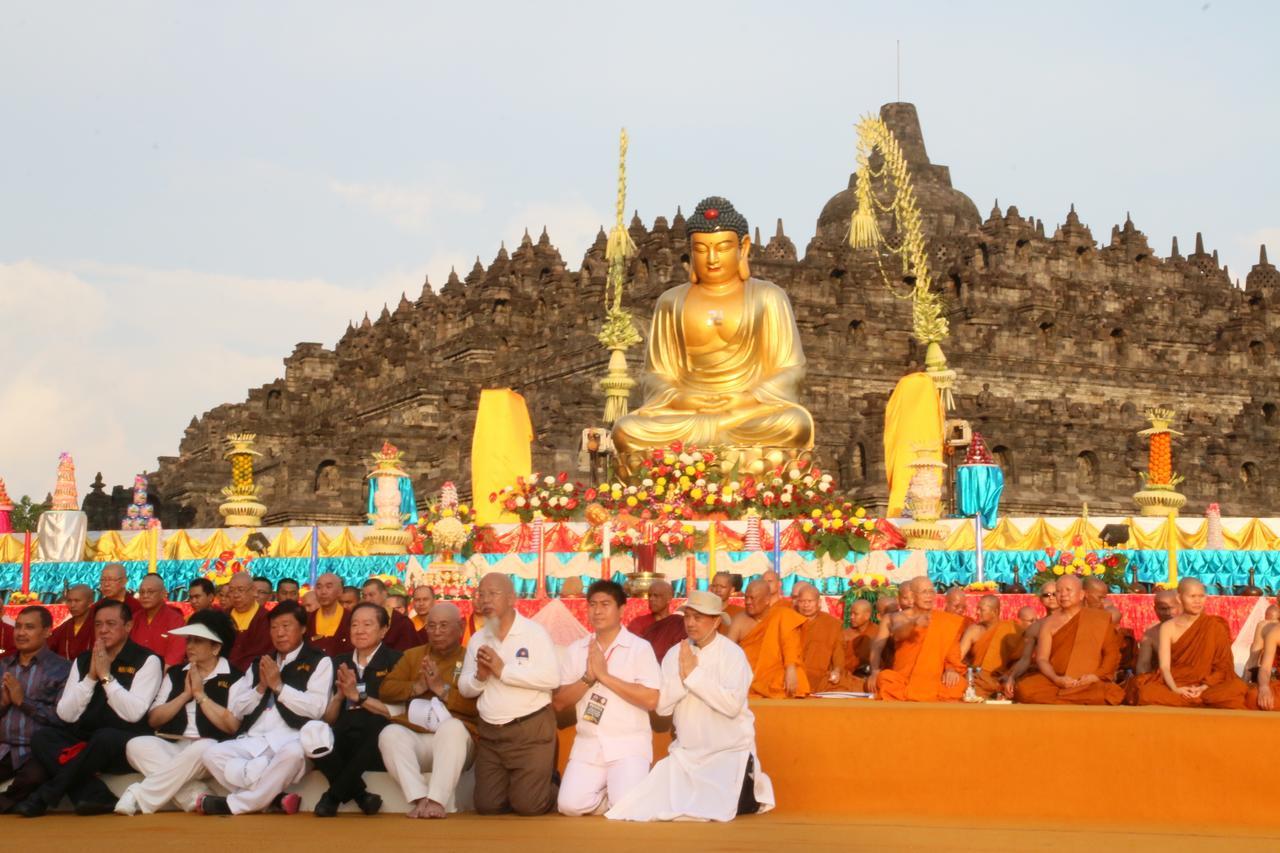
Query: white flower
691 451 704 462
515 496 527 507
678 453 693 465
530 498 542 508
563 483 574 493
789 469 802 481
642 478 654 488
544 476 555 487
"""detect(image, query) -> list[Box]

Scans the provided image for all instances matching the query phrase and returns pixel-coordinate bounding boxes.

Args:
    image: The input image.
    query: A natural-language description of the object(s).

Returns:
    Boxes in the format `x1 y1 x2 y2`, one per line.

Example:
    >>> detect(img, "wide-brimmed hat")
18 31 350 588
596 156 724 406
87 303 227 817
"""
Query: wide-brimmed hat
677 590 732 626
167 623 221 644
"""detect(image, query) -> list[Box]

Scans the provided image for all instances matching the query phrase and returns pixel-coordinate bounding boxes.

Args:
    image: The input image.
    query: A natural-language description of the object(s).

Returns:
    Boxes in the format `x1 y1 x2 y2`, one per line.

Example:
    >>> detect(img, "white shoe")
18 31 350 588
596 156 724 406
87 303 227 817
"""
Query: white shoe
114 788 139 816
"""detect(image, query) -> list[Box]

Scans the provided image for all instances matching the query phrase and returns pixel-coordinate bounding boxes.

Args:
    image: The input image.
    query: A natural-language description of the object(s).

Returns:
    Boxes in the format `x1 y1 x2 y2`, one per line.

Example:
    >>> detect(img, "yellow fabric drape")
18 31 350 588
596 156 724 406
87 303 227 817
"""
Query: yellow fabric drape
883 373 944 517
1223 518 1278 551
320 528 367 557
472 388 534 525
0 534 26 562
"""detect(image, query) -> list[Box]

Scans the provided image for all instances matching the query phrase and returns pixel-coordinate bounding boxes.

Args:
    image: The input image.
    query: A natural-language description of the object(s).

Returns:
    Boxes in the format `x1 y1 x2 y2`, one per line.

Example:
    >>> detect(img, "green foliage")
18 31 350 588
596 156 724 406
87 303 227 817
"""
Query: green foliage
10 495 49 533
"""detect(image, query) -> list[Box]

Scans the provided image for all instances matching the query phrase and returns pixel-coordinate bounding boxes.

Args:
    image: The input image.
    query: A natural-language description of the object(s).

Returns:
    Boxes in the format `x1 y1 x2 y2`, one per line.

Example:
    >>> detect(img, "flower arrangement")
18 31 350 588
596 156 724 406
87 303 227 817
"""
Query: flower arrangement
847 572 892 590
966 580 999 592
653 519 704 559
841 574 894 625
1031 536 1128 589
596 443 733 519
491 472 590 522
7 591 39 605
419 502 479 560
800 503 875 562
204 550 252 586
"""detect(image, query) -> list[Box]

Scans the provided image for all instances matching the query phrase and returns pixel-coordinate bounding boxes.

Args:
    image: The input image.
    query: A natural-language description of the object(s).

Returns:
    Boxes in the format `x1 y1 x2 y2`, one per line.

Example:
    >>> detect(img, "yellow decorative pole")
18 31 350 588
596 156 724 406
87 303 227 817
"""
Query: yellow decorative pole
598 128 642 426
1133 408 1187 517
218 433 267 527
1166 509 1179 586
847 115 955 409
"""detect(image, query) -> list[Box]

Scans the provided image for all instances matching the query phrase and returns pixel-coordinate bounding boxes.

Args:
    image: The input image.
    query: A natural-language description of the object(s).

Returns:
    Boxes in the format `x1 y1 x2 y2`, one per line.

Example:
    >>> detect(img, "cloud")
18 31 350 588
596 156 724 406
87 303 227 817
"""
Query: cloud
329 180 484 232
0 259 405 503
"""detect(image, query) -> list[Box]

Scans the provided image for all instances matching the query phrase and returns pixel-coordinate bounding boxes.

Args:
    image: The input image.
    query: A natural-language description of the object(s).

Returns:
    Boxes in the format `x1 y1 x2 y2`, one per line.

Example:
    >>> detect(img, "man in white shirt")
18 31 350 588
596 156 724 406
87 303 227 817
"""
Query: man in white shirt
553 580 660 816
16 599 163 817
198 600 333 815
606 590 775 822
458 572 559 815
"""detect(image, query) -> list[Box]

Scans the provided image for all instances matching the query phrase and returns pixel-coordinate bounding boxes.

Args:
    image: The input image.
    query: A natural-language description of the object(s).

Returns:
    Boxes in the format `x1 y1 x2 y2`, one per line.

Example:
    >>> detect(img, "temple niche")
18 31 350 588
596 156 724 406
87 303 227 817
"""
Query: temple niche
138 102 1280 526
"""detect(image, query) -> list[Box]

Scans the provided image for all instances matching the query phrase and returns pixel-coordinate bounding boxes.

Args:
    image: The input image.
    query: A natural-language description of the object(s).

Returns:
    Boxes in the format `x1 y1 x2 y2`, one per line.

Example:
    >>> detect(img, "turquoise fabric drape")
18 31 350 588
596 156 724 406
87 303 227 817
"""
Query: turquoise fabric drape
956 464 1004 529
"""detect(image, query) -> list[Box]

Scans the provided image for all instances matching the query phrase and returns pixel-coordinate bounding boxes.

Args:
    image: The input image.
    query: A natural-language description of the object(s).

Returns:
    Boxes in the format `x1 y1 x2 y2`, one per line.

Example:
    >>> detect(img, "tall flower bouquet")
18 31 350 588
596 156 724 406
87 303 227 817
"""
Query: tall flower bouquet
800 503 875 562
419 502 479 560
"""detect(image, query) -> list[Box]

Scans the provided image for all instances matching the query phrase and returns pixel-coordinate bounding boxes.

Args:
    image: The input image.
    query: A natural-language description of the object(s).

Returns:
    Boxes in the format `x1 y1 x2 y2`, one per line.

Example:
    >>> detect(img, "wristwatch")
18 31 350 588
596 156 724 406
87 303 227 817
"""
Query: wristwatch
581 674 595 687
100 674 115 686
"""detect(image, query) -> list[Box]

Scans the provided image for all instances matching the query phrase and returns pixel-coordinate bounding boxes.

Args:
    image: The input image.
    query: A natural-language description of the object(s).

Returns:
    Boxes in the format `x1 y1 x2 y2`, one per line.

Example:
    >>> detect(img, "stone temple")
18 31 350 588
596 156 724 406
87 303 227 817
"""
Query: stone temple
105 103 1280 529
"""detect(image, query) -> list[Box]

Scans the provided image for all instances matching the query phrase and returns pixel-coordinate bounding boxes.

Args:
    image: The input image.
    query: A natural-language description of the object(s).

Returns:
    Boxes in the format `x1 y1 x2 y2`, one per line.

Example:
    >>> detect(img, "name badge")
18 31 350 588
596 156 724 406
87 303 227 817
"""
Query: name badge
583 692 607 725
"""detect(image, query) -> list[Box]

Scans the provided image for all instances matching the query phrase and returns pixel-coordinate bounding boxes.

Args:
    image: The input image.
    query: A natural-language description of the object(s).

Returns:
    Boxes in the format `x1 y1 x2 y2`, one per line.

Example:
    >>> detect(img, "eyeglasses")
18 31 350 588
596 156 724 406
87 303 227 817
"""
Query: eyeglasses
1040 592 1056 598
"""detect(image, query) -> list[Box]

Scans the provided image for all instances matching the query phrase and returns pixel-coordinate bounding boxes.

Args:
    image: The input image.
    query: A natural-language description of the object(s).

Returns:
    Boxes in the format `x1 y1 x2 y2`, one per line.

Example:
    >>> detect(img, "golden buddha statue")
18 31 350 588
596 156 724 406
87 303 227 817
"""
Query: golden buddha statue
612 196 814 474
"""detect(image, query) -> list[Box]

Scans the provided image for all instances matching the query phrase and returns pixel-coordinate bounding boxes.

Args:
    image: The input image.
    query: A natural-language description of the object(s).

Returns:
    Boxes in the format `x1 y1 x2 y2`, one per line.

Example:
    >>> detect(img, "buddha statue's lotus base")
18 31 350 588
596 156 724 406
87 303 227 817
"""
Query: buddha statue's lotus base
615 445 813 481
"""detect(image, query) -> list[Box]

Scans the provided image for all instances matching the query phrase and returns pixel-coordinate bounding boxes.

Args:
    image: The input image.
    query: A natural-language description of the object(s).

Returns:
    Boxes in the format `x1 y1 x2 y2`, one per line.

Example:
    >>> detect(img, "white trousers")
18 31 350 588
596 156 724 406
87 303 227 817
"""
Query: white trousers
203 736 307 815
557 754 651 816
377 718 474 811
122 736 216 813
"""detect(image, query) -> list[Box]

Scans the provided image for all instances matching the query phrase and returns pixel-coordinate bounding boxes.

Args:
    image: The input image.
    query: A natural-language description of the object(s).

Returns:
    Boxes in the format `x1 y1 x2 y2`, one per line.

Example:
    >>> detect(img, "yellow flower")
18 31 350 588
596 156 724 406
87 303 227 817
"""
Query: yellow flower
705 496 715 506
802 521 814 532
662 504 674 514
1080 566 1093 576
1052 566 1065 576
690 488 704 500
637 491 648 501
832 509 843 519
811 509 822 519
626 496 638 507
656 477 667 487
855 507 867 519
679 476 691 488
663 454 676 465
685 466 696 476
458 504 470 514
695 462 706 472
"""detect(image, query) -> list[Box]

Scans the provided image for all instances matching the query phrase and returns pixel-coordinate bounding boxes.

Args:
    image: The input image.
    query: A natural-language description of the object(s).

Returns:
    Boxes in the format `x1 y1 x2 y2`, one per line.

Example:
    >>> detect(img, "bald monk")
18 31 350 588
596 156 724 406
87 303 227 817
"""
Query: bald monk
1244 603 1280 682
943 587 970 622
793 583 846 691
1014 606 1037 632
760 570 783 608
876 577 967 702
843 600 878 690
308 572 353 657
959 595 1020 698
1014 575 1124 705
866 584 915 694
710 572 744 636
1131 578 1245 709
1134 589 1181 676
728 580 809 698
1001 582 1059 698
629 580 687 662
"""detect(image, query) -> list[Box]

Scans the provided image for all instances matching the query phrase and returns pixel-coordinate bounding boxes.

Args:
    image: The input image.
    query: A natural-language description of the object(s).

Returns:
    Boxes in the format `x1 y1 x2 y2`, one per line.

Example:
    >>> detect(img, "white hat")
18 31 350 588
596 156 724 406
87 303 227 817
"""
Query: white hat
300 720 334 758
677 590 732 626
166 623 221 644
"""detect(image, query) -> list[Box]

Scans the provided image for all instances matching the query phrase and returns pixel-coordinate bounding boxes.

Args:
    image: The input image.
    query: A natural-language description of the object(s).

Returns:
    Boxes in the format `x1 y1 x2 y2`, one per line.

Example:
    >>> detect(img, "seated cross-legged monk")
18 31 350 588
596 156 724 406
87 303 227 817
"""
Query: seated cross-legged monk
1131 578 1245 709
1247 615 1280 710
1014 575 1124 705
792 583 848 692
842 599 878 691
959 595 1019 699
1124 588 1181 704
875 577 967 702
727 580 809 698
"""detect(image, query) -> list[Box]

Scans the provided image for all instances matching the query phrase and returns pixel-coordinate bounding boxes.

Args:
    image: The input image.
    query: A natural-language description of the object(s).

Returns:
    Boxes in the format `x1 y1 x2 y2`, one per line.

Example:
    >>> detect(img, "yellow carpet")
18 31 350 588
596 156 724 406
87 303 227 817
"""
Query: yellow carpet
1 812 1276 853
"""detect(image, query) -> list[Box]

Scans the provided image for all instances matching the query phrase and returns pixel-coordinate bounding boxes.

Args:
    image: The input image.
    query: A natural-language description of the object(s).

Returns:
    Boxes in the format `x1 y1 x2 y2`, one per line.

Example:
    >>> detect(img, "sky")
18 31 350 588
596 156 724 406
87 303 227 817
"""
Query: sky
1 1 1277 502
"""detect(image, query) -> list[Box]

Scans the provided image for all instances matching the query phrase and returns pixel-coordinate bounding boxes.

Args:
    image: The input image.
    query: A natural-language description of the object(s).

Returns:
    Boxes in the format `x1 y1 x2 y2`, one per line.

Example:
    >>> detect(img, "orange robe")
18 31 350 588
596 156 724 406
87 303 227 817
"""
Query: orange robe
1130 615 1245 709
717 603 745 636
799 612 847 691
843 622 879 691
740 604 811 698
970 619 1019 698
876 610 967 702
1014 609 1124 705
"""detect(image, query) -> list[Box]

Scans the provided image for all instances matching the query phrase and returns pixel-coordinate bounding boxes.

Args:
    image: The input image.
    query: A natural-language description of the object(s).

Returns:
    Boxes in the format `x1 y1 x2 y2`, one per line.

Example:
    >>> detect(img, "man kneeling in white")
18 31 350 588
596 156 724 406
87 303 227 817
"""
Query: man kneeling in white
116 610 243 814
198 601 333 815
605 590 774 822
377 602 479 819
553 579 660 816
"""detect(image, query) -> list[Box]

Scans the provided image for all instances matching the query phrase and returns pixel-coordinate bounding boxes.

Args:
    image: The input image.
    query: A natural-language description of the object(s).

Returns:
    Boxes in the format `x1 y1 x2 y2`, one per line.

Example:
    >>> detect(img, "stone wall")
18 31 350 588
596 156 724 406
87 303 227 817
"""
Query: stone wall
133 103 1280 528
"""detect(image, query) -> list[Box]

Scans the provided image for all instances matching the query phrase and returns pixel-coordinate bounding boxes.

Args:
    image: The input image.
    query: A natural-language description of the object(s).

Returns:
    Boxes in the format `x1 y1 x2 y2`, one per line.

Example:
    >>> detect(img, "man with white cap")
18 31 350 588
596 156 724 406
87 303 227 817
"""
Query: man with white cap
553 579 660 816
605 589 774 822
198 600 333 815
115 609 243 814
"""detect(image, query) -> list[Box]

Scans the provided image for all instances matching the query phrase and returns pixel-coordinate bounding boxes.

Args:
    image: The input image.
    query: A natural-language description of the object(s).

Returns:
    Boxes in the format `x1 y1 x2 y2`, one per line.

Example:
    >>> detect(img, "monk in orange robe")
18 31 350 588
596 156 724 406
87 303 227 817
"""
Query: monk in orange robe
1002 583 1058 698
1244 603 1280 682
729 579 810 698
1130 579 1245 708
1124 588 1180 704
959 594 1019 698
876 577 967 702
866 584 914 694
1247 611 1280 710
843 599 878 691
793 582 847 691
943 587 971 624
1014 575 1124 705
710 571 745 636
760 569 783 608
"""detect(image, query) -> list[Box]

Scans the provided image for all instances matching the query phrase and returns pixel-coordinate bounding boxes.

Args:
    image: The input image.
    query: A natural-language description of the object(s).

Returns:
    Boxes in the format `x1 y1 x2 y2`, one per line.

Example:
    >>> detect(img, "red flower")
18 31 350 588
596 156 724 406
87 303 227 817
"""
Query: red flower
557 471 568 484
584 488 597 501
488 492 497 503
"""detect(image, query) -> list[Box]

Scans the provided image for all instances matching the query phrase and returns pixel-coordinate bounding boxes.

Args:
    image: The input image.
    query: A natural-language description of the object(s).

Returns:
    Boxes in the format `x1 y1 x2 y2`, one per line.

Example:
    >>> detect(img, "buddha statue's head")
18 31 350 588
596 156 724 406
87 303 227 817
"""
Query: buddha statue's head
687 196 751 286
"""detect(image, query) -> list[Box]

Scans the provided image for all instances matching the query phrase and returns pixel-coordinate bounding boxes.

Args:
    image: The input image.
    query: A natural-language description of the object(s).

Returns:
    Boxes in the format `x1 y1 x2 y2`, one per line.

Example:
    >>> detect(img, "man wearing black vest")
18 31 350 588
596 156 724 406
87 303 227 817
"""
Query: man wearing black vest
199 600 332 815
313 601 402 816
15 599 163 816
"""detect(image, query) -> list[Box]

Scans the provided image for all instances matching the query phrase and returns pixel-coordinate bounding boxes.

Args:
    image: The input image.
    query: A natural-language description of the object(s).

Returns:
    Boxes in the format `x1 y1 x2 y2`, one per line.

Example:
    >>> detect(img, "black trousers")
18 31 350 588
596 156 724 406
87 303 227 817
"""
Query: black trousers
29 726 136 808
312 714 388 803
0 752 50 813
